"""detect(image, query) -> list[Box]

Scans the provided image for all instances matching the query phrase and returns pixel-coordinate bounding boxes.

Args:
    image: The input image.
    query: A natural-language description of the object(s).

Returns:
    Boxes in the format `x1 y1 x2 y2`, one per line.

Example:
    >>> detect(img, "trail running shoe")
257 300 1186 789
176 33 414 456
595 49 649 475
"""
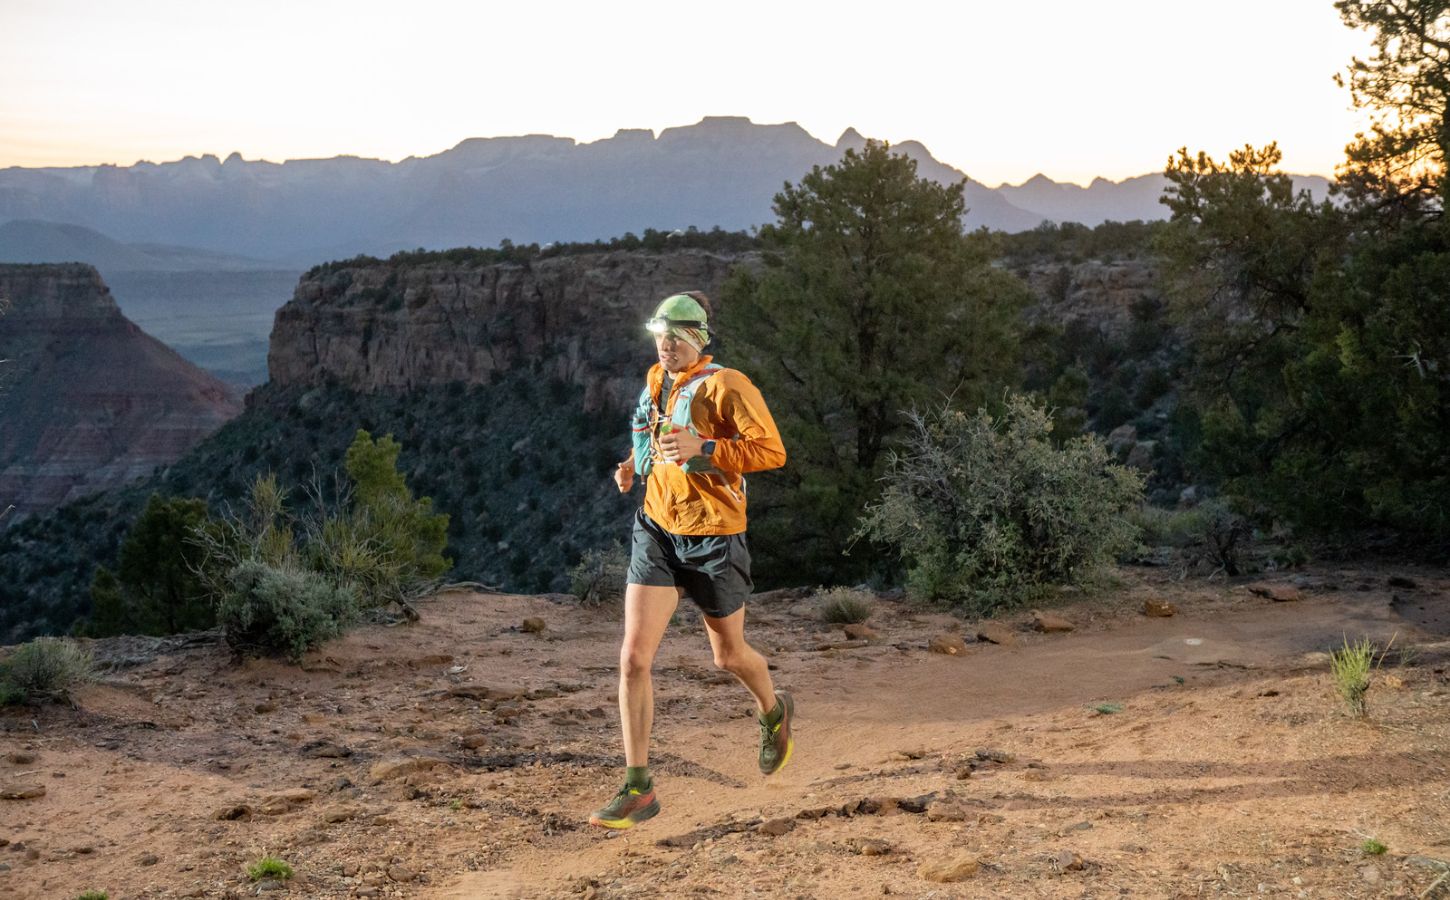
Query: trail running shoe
588 782 660 829
758 689 795 775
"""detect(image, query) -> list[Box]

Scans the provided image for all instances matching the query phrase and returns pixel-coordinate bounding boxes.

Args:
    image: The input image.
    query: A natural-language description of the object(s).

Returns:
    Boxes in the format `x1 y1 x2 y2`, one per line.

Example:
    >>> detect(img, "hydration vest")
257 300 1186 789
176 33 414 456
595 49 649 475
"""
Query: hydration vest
630 363 724 479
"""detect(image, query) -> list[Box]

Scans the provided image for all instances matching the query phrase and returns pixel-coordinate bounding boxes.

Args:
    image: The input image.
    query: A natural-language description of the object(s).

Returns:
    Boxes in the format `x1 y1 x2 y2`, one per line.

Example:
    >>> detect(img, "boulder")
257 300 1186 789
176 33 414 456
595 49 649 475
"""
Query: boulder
1031 611 1075 633
928 634 967 656
975 622 1018 646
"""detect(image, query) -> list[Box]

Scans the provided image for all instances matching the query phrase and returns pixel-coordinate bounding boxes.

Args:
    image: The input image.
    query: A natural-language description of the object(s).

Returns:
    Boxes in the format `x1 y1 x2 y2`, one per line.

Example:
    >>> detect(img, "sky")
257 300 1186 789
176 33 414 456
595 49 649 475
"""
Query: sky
0 0 1378 187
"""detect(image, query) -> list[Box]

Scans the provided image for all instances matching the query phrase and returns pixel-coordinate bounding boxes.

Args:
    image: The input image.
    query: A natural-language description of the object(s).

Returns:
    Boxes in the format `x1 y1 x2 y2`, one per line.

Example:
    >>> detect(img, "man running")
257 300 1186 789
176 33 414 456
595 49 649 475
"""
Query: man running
588 290 793 830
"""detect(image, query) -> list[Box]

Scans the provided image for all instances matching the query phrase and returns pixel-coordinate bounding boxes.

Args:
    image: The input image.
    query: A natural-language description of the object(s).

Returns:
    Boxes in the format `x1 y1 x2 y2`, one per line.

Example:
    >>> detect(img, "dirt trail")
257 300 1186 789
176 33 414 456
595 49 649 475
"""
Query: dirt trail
2 563 1448 899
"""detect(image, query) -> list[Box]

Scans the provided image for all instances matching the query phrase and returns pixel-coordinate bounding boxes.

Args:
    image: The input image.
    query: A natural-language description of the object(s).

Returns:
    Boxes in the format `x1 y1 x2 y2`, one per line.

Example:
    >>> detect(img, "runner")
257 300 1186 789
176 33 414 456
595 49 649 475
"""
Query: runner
588 290 793 830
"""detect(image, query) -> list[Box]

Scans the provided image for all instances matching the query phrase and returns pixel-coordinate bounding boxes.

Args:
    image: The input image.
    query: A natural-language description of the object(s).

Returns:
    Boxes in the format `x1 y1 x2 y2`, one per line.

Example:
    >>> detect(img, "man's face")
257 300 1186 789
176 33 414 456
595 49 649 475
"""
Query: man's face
654 329 700 374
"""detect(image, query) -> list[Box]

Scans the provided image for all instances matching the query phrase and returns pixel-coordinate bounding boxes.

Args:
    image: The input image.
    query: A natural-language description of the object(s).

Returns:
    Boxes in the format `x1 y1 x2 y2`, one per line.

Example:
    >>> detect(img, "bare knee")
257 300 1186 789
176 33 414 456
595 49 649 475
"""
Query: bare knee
620 645 655 681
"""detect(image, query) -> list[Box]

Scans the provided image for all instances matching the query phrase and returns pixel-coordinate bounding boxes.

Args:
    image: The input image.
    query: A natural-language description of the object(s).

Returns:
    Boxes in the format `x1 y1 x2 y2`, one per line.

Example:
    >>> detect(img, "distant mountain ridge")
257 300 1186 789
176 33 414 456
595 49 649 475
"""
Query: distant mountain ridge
0 118 1334 264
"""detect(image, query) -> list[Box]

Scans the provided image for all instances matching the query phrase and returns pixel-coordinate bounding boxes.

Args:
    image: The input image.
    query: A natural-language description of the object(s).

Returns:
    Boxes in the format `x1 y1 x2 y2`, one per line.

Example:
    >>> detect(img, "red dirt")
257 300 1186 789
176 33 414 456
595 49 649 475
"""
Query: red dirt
2 562 1448 899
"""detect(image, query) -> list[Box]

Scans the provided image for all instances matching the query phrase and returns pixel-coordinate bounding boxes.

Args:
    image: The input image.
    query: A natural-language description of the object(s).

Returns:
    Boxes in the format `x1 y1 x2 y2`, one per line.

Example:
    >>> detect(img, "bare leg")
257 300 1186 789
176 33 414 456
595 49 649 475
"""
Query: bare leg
619 584 681 767
702 607 776 713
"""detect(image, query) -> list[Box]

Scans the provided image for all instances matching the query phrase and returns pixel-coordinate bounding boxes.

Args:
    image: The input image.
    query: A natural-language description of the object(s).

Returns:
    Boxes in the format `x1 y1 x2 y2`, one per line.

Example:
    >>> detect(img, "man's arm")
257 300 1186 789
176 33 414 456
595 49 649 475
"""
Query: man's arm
707 370 786 475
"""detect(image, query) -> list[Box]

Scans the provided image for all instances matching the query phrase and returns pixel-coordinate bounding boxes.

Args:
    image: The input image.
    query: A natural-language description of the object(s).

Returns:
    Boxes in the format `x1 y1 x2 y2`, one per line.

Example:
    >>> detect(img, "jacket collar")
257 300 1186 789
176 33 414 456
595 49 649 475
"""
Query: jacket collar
648 354 715 396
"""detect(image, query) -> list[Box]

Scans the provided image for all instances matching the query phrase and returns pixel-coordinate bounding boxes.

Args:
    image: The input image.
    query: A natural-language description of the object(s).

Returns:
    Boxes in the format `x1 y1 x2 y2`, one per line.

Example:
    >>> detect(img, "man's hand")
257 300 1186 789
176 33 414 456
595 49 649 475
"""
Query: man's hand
659 428 706 463
613 460 634 493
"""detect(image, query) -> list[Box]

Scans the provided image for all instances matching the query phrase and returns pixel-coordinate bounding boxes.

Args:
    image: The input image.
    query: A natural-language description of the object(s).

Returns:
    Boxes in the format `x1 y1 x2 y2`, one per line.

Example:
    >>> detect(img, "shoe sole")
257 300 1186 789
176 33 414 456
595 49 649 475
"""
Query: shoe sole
588 797 660 829
761 691 795 776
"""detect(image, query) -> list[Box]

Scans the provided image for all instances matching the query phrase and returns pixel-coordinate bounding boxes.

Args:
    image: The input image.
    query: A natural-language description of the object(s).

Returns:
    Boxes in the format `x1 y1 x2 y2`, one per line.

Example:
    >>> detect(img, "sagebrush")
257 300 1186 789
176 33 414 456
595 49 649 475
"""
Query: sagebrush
215 560 359 661
568 542 629 606
0 636 94 704
815 587 875 624
855 394 1144 616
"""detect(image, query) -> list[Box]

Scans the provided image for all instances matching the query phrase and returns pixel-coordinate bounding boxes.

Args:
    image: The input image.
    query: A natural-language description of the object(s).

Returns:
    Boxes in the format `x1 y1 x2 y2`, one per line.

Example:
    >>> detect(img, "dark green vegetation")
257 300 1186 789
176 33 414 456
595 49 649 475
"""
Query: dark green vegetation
86 493 216 637
1156 0 1450 547
0 636 93 705
0 371 634 641
305 225 759 279
720 141 1032 585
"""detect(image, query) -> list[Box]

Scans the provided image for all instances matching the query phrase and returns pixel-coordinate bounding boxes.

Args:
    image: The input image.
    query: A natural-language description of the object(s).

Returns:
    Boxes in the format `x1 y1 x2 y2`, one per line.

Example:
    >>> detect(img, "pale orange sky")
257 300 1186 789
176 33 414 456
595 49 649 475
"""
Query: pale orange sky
0 0 1375 186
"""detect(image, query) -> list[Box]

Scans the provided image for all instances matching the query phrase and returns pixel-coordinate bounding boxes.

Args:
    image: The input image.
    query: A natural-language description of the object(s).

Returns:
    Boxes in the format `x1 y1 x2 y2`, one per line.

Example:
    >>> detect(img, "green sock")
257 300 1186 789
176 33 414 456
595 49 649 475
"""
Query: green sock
626 766 651 790
761 699 784 728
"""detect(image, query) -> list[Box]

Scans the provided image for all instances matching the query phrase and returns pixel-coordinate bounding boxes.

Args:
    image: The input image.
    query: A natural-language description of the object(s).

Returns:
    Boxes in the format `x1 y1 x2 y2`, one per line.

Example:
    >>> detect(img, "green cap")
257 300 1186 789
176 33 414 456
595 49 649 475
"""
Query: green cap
645 293 710 346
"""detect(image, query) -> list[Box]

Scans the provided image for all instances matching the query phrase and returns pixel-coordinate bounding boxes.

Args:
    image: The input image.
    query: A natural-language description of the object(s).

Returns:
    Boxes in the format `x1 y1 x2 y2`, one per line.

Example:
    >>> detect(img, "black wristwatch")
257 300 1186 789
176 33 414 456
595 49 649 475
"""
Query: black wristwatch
701 439 717 457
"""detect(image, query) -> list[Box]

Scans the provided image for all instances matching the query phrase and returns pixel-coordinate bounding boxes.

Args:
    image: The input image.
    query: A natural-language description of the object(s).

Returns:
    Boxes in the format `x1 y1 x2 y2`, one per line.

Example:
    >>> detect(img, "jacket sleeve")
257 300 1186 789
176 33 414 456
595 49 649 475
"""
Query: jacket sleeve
707 370 787 475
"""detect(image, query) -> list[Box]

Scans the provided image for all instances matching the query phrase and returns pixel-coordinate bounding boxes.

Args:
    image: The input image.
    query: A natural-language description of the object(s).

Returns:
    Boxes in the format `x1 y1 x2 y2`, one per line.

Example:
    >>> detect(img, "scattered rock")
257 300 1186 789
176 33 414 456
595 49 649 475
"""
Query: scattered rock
255 878 286 892
460 733 492 750
321 804 368 824
0 784 45 800
756 817 796 837
4 752 36 765
1359 865 1381 884
1052 849 1086 871
138 852 159 866
1246 583 1304 602
918 855 980 882
925 799 972 822
258 788 316 815
928 634 967 656
1387 575 1418 589
387 864 417 882
975 622 1018 646
843 623 880 641
520 617 546 634
1142 598 1177 617
855 839 892 856
974 748 1015 764
449 684 527 702
1031 611 1075 633
1060 821 1093 834
369 756 449 783
214 803 252 821
254 700 279 714
301 740 352 759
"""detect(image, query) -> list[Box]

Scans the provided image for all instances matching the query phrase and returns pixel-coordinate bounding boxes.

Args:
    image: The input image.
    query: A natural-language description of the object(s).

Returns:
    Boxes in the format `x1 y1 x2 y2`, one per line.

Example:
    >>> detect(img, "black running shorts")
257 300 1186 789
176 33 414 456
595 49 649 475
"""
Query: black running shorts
626 508 752 619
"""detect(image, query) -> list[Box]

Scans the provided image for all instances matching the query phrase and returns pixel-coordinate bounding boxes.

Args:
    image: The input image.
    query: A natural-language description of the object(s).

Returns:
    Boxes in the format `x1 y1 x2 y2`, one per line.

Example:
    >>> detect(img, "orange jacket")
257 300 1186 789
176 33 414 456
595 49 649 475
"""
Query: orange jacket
631 355 786 535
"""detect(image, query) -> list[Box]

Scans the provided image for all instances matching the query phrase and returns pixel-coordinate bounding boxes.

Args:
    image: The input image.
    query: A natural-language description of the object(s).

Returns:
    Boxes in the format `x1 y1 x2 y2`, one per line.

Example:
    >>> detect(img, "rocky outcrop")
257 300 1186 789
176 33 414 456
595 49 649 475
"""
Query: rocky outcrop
1017 258 1162 339
267 249 758 410
0 264 241 523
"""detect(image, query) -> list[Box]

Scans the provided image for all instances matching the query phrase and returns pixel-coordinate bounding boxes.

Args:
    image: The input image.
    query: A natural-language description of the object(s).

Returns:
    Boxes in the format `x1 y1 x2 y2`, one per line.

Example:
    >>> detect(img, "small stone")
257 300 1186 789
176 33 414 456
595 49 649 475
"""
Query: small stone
925 799 971 822
843 623 880 641
856 839 892 856
254 700 279 714
974 748 1015 764
1246 583 1304 602
0 783 45 800
4 752 36 765
460 733 491 750
368 756 448 782
387 864 417 882
1031 611 1075 633
756 817 795 836
1359 865 1381 884
259 788 316 815
255 878 285 891
975 622 1017 646
520 617 546 633
214 804 252 821
1052 849 1086 871
321 804 365 823
928 634 967 656
1142 598 1177 617
918 855 980 882
138 852 159 866
302 740 352 759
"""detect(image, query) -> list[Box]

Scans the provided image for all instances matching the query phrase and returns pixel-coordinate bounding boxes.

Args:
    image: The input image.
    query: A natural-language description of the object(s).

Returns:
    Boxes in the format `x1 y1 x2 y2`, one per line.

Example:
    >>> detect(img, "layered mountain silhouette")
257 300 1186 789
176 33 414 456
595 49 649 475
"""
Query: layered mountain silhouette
0 118 1332 265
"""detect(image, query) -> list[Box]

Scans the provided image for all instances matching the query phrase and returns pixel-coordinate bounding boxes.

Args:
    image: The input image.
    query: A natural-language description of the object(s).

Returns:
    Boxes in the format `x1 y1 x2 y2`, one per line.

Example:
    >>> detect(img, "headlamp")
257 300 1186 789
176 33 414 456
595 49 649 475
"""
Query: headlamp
646 317 707 334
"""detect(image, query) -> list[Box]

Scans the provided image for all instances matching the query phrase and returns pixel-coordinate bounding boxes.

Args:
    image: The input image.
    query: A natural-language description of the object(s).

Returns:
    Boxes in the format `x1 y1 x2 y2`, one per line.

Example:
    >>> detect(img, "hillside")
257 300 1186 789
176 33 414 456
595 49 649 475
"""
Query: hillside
0 562 1446 897
0 238 1189 643
0 264 241 523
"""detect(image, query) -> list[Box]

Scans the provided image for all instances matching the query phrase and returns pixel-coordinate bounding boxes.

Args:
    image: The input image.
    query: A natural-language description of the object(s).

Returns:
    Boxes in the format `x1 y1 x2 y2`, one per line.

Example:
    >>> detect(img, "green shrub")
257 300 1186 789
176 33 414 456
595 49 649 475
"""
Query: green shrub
815 586 875 624
246 855 294 881
1361 838 1388 855
568 542 628 606
75 892 109 900
0 637 94 704
855 394 1144 616
215 560 359 661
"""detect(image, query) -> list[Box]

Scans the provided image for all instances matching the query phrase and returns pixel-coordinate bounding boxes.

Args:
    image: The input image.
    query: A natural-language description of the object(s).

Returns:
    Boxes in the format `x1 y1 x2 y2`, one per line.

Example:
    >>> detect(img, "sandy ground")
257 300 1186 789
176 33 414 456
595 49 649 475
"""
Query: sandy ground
2 561 1448 899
